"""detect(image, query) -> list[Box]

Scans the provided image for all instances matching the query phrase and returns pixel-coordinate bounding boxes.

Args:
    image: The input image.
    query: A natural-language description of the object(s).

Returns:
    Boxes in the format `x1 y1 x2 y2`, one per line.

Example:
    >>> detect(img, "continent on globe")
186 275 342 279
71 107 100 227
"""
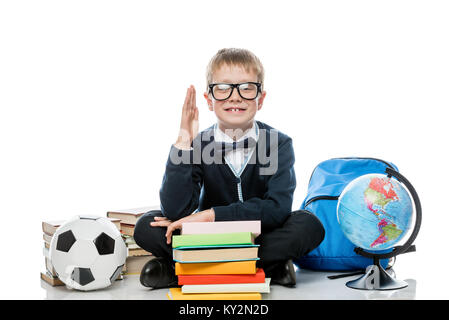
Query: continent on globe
337 173 413 251
364 177 403 247
370 218 403 248
364 177 399 216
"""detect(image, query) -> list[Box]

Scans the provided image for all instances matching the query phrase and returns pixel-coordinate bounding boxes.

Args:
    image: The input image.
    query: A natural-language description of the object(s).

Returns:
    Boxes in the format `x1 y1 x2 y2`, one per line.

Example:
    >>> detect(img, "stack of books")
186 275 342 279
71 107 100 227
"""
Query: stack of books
166 221 269 300
41 220 66 286
40 217 121 286
107 206 159 274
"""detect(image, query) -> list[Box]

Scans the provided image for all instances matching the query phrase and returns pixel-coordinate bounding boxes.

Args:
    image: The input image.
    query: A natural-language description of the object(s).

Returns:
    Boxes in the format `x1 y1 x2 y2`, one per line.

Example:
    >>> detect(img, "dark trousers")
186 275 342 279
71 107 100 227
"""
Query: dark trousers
133 209 324 274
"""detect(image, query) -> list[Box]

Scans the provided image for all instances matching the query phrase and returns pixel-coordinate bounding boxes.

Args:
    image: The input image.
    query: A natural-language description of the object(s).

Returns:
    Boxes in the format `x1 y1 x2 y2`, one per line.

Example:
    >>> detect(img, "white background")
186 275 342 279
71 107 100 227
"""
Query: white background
0 0 448 299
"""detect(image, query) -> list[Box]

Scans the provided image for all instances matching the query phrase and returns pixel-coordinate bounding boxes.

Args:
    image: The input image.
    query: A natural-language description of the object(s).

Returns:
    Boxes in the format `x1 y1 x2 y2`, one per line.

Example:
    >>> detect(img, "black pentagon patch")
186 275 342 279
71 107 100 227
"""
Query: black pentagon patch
94 232 115 255
71 267 95 286
56 230 76 252
78 215 100 220
110 264 124 282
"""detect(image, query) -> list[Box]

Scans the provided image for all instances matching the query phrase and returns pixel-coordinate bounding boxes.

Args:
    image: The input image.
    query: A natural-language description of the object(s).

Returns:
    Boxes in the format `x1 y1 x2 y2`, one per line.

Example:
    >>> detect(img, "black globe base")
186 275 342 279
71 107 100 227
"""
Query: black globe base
346 261 408 291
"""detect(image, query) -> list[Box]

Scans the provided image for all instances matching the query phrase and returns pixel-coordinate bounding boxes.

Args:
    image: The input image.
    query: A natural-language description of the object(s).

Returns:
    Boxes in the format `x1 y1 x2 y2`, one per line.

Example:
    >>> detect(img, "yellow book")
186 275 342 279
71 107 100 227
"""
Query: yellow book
166 288 261 300
175 260 256 275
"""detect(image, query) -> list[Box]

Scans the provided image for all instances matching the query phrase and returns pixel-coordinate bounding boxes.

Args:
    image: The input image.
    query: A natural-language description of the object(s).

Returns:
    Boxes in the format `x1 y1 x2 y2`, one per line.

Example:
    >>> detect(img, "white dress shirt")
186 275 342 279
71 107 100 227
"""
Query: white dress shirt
214 121 259 175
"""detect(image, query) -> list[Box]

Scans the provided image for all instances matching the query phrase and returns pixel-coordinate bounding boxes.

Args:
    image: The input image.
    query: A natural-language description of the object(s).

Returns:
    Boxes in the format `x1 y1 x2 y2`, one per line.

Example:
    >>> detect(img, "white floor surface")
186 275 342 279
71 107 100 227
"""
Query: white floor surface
40 268 418 300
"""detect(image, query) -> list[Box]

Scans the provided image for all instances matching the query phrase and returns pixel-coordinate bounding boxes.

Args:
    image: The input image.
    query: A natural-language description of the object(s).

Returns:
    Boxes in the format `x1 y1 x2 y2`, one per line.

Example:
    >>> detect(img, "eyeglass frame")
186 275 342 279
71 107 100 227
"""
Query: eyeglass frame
208 82 262 101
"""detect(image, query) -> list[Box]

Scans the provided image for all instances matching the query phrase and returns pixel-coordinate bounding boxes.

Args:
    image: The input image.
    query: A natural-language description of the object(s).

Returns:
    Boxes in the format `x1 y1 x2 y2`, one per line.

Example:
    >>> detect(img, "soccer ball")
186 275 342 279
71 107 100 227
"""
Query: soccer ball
49 215 128 291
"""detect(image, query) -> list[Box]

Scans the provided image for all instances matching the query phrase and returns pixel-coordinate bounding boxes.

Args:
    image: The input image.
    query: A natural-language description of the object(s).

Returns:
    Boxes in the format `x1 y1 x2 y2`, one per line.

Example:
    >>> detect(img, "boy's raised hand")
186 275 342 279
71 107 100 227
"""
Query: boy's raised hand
174 85 199 150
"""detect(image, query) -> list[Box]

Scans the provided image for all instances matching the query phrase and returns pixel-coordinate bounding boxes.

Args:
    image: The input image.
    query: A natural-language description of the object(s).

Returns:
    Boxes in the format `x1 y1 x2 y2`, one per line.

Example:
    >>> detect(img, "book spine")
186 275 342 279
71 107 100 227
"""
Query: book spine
168 288 261 300
182 221 261 236
172 232 253 248
175 260 256 275
178 269 265 285
173 246 259 263
181 280 270 293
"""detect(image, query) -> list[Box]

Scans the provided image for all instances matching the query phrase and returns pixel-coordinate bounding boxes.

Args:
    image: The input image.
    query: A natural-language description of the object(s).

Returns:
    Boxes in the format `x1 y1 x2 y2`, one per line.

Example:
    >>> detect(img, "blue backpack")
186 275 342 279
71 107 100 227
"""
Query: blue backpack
294 157 397 271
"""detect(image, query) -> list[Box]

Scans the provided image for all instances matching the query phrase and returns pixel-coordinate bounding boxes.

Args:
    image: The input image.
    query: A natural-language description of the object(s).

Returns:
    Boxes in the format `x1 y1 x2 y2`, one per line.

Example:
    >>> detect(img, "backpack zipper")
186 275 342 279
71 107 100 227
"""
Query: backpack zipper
304 195 339 208
332 157 395 169
307 157 395 185
304 157 395 208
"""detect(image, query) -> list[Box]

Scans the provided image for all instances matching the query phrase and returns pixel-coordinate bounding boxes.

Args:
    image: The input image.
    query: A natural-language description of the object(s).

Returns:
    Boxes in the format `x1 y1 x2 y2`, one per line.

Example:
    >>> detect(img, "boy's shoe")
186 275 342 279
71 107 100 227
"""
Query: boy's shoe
269 259 297 288
139 257 178 289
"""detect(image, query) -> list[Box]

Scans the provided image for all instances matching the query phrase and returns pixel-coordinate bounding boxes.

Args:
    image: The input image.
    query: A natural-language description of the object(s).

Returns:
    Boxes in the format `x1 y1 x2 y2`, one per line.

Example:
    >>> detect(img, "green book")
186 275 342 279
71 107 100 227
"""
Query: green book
172 232 255 249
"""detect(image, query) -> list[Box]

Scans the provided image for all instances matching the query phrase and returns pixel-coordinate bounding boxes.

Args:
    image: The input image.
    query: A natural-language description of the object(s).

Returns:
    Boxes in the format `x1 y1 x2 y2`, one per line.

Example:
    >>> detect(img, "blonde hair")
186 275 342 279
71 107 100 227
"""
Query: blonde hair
206 48 265 92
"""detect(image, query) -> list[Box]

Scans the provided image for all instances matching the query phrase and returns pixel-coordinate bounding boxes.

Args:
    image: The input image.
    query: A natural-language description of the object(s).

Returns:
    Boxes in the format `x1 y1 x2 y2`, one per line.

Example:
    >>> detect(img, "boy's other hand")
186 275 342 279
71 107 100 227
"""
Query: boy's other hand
150 216 172 228
150 209 215 245
174 85 199 150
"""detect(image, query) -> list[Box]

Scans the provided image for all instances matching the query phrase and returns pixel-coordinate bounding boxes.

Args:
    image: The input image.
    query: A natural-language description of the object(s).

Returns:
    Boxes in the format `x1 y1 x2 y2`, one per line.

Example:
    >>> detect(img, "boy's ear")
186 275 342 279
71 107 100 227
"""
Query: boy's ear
204 92 213 111
257 91 267 110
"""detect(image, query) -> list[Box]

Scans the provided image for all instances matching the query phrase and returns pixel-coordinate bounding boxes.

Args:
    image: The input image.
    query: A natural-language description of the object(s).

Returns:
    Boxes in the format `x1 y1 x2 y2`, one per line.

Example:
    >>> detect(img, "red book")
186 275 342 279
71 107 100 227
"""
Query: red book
177 268 265 285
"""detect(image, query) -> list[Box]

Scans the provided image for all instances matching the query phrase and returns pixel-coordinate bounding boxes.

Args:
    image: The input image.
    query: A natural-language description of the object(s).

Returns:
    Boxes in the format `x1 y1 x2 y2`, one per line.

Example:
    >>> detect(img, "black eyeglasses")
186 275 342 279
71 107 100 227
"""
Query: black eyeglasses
208 82 262 101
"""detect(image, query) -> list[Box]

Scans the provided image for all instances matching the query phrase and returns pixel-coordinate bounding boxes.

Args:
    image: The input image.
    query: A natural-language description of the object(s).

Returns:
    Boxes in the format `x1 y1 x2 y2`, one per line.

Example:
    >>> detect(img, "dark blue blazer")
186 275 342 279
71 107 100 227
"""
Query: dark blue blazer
159 121 296 232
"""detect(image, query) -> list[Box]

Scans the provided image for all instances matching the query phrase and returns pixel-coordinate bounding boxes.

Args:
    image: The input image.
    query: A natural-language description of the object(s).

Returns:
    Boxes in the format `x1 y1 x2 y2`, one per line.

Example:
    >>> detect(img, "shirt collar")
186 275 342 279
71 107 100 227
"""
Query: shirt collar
214 121 259 144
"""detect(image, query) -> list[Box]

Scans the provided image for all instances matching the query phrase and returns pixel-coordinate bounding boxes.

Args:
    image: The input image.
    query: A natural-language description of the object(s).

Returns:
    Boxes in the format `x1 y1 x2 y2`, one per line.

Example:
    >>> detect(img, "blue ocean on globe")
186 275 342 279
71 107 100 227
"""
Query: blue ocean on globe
337 173 413 251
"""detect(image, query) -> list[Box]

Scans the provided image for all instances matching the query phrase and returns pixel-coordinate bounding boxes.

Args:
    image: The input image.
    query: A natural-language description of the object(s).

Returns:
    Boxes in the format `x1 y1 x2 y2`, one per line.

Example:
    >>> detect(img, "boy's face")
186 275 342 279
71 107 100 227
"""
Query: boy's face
204 64 266 132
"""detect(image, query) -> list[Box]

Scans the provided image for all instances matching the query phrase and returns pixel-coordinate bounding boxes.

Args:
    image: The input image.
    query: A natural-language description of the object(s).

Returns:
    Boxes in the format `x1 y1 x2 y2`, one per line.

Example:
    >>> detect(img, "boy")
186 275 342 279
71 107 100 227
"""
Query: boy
133 48 325 289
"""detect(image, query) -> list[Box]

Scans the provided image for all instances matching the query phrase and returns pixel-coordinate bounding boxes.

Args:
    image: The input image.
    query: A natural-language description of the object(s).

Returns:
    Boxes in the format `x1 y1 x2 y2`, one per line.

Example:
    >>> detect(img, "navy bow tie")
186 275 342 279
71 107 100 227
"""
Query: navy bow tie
215 137 257 153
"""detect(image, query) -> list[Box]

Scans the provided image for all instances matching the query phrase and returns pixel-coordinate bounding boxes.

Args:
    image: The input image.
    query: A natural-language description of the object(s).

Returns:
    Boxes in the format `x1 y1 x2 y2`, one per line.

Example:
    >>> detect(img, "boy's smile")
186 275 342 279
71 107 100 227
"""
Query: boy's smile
204 64 266 134
224 106 246 113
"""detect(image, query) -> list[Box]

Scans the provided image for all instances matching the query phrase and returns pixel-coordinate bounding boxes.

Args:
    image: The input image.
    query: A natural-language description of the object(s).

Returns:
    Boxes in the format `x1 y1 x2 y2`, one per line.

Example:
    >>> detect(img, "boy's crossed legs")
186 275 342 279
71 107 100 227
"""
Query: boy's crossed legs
133 209 324 289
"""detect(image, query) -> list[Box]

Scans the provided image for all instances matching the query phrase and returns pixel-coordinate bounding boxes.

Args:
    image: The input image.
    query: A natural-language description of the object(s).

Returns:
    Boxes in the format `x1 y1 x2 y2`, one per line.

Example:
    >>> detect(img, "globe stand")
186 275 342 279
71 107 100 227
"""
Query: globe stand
346 257 408 290
344 167 422 291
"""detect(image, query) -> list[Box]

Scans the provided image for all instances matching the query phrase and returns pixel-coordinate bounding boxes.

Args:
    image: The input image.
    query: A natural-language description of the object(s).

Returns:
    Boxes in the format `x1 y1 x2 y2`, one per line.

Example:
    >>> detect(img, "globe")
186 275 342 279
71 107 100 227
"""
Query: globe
337 173 413 251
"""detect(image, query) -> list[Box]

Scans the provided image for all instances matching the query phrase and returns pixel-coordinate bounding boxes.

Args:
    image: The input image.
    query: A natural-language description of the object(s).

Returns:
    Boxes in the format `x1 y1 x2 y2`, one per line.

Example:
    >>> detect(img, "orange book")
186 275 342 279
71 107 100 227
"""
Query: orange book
167 288 261 300
175 260 256 275
178 268 265 285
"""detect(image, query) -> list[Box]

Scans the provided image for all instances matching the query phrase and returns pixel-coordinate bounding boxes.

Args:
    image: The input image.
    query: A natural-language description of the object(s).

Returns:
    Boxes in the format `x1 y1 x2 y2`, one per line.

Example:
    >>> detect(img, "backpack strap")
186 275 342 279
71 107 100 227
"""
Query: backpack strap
327 270 365 280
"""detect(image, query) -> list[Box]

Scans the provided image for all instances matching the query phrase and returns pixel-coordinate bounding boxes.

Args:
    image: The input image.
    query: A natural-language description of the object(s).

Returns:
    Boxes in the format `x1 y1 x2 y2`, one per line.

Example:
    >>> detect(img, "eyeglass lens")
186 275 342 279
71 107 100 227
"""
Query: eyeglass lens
212 83 258 100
